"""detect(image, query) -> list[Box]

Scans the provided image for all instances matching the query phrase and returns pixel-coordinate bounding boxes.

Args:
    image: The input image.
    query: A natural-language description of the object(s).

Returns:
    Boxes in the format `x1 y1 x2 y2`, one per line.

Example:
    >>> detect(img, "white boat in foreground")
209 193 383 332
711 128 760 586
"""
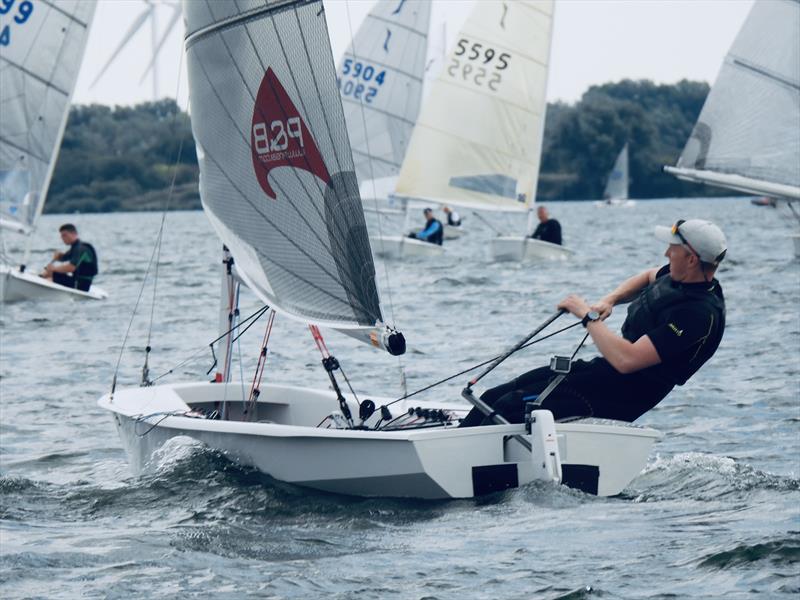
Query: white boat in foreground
101 1 657 502
99 381 659 499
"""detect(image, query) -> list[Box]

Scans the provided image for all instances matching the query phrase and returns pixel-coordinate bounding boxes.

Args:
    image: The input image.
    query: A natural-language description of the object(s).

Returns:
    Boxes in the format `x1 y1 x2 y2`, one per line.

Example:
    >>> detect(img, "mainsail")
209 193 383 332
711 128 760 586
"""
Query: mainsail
0 0 97 234
338 0 431 185
183 0 402 354
394 0 554 212
665 0 800 199
603 143 629 200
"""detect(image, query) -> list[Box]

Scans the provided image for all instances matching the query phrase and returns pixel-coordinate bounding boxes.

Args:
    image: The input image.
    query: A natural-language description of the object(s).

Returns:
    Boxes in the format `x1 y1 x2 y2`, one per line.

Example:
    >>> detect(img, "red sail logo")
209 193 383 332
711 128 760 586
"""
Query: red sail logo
251 68 330 199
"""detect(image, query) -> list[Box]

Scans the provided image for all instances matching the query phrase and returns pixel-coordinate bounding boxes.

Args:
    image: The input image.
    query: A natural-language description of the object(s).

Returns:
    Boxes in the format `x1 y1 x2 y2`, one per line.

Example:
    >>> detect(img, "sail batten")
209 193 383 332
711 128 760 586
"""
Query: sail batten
184 0 389 335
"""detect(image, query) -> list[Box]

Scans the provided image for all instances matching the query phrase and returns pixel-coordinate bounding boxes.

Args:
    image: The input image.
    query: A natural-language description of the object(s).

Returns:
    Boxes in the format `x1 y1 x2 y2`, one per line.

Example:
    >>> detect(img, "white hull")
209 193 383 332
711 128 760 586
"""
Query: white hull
593 199 636 208
369 235 444 259
99 381 659 499
490 237 574 262
443 226 466 240
0 263 107 302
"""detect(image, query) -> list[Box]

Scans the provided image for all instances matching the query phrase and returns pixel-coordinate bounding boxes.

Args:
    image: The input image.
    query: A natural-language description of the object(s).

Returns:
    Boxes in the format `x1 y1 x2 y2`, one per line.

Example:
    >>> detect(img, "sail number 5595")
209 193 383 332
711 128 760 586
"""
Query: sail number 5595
448 38 511 92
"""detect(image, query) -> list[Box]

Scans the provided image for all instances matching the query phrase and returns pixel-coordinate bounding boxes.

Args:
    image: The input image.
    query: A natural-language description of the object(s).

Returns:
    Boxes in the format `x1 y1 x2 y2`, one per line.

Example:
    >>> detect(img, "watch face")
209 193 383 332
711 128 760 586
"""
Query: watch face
587 311 600 321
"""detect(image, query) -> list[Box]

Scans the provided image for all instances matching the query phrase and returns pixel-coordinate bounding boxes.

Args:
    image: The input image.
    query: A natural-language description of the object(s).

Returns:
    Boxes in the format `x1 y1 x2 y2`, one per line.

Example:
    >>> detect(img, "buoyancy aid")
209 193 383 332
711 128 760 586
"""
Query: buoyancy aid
622 273 726 344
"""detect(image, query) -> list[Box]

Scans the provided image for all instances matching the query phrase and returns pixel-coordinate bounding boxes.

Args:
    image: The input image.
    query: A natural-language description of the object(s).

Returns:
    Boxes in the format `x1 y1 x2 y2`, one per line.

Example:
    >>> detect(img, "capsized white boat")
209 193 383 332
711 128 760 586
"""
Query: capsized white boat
394 0 573 261
100 0 658 500
664 0 799 257
0 0 107 302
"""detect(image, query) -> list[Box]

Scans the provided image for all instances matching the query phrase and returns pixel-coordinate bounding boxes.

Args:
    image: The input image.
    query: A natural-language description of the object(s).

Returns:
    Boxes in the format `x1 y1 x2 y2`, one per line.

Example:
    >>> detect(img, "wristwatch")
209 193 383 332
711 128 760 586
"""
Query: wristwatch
581 310 601 328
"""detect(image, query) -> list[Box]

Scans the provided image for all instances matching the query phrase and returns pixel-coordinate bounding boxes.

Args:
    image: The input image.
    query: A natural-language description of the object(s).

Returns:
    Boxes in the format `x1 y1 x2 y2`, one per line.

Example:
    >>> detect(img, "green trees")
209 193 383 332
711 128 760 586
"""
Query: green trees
45 80 733 213
538 79 726 200
47 100 199 213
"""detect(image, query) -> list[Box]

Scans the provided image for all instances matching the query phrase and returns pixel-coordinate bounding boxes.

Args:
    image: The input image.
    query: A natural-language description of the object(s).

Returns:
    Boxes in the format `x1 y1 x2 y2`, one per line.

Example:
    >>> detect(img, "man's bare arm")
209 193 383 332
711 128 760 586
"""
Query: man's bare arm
592 268 659 319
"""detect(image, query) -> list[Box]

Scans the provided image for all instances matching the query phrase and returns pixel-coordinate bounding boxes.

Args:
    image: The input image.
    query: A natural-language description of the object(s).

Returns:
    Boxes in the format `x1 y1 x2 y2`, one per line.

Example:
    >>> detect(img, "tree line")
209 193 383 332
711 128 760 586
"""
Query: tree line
45 79 729 214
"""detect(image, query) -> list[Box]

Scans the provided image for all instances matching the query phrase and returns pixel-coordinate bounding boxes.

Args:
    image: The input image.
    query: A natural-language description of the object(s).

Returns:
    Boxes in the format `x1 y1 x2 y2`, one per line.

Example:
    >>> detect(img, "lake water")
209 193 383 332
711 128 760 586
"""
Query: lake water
1 198 798 599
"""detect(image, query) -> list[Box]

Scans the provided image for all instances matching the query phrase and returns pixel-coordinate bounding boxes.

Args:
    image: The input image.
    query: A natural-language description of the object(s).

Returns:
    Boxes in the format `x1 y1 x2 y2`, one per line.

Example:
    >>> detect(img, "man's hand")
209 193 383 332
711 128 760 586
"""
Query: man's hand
51 251 62 261
557 294 591 319
591 297 615 320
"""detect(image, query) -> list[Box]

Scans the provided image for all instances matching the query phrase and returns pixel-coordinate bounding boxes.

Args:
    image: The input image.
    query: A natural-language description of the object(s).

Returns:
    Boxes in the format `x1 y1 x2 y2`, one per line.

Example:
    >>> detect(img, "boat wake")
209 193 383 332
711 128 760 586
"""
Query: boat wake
695 534 800 570
624 452 799 502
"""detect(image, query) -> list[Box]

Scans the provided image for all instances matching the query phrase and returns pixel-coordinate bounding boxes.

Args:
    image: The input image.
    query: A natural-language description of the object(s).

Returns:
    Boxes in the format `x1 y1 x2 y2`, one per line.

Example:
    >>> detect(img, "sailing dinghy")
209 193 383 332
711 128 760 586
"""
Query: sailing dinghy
394 0 572 262
664 0 799 256
334 0 441 259
99 0 658 500
0 0 107 302
594 144 635 208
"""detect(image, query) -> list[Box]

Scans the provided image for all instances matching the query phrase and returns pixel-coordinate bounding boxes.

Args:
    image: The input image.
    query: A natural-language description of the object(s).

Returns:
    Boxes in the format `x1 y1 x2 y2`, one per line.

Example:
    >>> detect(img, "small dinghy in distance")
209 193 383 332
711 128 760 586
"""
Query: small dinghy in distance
99 0 658 500
594 143 636 208
0 1 107 302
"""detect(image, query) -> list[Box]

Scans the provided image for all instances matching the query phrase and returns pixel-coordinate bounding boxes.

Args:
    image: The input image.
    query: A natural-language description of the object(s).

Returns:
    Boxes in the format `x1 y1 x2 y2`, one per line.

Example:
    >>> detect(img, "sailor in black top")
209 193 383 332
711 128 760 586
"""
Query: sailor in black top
461 218 727 425
530 205 562 245
40 223 98 292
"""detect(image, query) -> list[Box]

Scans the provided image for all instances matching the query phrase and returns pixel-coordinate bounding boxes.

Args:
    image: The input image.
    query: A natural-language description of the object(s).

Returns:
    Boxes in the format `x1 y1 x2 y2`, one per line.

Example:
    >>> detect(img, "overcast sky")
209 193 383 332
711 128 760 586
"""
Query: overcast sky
73 0 755 108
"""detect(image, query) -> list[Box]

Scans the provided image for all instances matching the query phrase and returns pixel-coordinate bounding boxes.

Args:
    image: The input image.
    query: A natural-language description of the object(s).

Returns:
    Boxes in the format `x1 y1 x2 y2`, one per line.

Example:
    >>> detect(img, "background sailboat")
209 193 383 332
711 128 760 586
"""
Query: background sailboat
393 0 571 261
0 0 106 301
595 143 635 207
335 0 440 258
664 0 799 255
100 0 658 500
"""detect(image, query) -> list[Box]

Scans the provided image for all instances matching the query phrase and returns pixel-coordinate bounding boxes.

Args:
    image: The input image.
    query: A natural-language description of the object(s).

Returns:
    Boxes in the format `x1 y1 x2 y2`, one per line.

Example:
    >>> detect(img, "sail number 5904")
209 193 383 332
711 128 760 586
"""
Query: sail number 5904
448 38 511 92
339 58 387 104
0 0 35 47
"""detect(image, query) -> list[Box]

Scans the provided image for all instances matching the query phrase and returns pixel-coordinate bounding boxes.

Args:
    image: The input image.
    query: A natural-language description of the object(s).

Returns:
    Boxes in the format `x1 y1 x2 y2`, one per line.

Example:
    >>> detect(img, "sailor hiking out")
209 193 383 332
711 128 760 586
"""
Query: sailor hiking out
462 219 727 425
408 207 444 245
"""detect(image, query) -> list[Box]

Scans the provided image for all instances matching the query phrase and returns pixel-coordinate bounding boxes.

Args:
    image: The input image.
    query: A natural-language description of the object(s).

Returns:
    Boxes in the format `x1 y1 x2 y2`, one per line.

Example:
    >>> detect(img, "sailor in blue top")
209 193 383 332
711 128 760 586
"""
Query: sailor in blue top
408 208 443 245
461 219 728 426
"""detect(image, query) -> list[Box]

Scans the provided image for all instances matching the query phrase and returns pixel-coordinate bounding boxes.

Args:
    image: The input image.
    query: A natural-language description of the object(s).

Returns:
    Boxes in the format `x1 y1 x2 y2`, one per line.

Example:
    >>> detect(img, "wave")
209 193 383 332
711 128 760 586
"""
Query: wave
697 534 800 570
624 452 799 502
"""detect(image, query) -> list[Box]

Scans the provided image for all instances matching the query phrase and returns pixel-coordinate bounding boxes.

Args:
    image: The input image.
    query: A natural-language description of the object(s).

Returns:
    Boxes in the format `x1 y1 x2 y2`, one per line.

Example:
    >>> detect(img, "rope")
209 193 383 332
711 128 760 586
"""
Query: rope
381 320 583 409
245 309 276 419
111 49 187 397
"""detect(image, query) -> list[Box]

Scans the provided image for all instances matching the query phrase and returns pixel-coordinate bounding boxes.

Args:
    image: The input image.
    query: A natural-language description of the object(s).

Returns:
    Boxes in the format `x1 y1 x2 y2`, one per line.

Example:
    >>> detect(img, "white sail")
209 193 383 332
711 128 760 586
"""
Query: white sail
666 0 800 199
338 0 431 185
394 0 554 212
603 143 629 200
183 0 401 352
0 0 97 234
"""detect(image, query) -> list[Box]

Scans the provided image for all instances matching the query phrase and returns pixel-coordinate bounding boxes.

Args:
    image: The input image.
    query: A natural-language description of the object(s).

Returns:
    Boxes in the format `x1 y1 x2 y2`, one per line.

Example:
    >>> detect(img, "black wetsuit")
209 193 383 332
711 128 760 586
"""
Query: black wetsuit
531 219 562 245
52 240 98 292
461 265 725 425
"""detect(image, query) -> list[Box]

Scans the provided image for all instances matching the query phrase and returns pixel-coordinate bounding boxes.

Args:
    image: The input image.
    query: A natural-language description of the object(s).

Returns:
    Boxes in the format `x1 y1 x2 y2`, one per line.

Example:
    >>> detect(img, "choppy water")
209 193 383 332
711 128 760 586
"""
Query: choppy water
1 198 798 599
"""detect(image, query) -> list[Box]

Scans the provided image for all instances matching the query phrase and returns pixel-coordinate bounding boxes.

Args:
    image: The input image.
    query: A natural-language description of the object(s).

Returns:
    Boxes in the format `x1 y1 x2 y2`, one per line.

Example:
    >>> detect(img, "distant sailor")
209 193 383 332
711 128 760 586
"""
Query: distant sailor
442 205 462 227
530 205 562 245
408 207 443 245
40 223 98 292
461 219 727 425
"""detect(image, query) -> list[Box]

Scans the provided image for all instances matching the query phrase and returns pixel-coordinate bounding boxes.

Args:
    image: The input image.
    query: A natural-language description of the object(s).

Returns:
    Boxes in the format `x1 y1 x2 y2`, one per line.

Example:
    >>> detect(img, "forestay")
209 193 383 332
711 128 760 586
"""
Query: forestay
183 0 400 350
670 0 800 197
338 0 431 185
394 0 554 212
604 143 629 200
0 0 97 234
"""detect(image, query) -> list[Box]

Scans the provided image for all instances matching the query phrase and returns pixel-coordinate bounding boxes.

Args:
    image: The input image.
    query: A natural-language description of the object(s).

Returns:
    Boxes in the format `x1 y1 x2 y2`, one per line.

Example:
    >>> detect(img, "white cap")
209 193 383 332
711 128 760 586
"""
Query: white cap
654 219 727 265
